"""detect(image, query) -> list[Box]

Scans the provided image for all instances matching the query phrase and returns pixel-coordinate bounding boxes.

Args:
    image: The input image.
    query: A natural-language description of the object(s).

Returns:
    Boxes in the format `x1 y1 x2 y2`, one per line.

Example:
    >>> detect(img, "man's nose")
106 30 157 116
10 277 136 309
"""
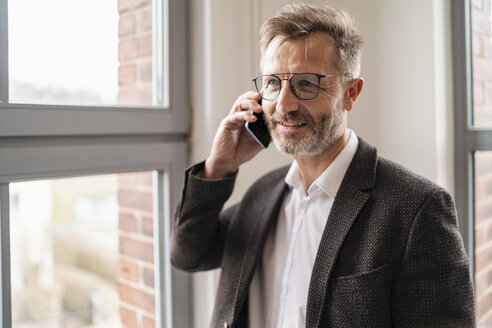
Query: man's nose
275 80 299 114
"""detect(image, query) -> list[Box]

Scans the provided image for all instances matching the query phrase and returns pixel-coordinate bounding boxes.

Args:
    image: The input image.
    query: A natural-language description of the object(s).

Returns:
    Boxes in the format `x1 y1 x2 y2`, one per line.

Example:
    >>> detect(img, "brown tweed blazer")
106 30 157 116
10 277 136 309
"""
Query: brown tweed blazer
171 138 476 328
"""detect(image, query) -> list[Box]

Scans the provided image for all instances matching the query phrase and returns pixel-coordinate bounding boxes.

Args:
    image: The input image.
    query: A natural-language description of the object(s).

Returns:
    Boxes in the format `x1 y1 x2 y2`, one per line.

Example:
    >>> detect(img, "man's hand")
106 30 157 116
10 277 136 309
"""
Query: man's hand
202 91 265 180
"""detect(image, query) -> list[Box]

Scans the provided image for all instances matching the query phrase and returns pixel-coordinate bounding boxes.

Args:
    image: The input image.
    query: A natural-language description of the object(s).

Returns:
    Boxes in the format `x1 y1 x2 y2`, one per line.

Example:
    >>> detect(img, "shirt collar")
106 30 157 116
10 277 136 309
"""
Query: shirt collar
284 129 359 198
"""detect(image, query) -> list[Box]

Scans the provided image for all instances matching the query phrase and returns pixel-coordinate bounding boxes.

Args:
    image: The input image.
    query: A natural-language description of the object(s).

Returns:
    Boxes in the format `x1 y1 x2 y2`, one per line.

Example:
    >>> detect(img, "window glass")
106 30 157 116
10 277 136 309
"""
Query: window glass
471 0 492 127
8 0 154 106
10 172 157 328
475 151 492 325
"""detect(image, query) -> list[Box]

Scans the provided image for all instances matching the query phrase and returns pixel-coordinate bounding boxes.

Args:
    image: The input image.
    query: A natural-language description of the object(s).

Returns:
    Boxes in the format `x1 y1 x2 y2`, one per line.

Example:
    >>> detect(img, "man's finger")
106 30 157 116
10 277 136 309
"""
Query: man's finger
222 110 257 129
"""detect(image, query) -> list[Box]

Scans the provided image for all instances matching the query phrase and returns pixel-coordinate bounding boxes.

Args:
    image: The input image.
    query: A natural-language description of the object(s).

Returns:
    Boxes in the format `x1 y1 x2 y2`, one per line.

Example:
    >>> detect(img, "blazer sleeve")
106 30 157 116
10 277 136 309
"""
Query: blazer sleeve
392 189 476 327
170 161 238 272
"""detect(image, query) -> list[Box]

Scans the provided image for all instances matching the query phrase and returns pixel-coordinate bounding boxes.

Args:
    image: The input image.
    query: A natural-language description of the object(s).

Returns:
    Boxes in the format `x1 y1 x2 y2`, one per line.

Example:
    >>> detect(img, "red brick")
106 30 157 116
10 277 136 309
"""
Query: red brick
475 170 492 201
119 65 136 86
137 34 152 57
485 266 492 290
474 105 492 127
118 35 151 61
119 0 148 13
474 81 485 104
119 212 138 232
476 226 486 247
143 316 155 328
119 284 155 314
120 307 137 328
119 258 139 282
478 290 492 320
119 172 139 185
486 83 492 104
476 223 490 247
118 189 153 212
143 267 154 288
118 0 133 13
475 178 486 202
118 88 140 105
476 271 487 298
120 236 154 263
138 86 153 105
139 59 153 83
142 217 154 237
137 171 153 187
476 199 492 224
140 8 153 32
476 221 492 247
473 57 492 81
488 222 492 241
476 265 492 297
118 87 153 106
476 245 492 272
119 38 139 61
474 152 491 173
119 14 136 37
479 313 492 327
473 33 483 56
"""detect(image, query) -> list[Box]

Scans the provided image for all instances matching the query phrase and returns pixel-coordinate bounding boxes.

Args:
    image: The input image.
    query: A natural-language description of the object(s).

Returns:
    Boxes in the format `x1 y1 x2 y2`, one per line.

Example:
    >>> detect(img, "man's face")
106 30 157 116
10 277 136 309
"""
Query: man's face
261 32 347 155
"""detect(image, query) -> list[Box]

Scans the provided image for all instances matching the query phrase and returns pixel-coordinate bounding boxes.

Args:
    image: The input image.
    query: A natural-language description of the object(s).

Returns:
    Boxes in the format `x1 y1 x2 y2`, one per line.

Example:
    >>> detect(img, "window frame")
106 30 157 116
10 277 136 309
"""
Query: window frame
0 0 188 137
0 0 191 327
452 0 492 282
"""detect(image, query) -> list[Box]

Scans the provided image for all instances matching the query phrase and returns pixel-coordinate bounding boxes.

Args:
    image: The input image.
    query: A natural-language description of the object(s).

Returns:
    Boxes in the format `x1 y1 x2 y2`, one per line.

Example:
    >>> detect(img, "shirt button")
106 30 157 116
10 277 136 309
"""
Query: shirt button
223 322 229 328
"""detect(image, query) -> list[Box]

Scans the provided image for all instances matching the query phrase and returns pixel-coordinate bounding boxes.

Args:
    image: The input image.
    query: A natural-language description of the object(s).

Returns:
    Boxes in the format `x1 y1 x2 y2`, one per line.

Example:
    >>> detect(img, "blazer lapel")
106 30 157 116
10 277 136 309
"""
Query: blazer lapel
231 168 290 322
305 138 378 328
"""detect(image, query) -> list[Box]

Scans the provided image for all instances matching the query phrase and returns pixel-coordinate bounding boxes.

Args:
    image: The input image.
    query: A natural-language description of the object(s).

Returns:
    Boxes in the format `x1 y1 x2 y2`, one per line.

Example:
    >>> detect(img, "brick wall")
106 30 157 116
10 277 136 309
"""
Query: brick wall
117 0 157 326
473 0 492 326
118 0 153 106
118 172 156 328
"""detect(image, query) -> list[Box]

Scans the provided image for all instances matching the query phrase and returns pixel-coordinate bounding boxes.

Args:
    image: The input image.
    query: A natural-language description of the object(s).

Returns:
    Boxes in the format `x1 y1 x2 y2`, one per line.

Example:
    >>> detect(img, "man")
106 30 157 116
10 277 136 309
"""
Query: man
171 4 475 328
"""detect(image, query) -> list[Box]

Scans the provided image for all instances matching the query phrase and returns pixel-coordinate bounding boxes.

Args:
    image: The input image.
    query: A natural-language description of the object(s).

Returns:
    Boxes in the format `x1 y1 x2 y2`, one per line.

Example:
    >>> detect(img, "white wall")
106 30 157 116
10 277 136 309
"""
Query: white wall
188 0 454 326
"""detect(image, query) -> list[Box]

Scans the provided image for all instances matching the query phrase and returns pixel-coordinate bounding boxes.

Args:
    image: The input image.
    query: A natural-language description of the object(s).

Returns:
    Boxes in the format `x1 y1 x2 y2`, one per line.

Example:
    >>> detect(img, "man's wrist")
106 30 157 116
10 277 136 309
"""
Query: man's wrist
201 158 237 180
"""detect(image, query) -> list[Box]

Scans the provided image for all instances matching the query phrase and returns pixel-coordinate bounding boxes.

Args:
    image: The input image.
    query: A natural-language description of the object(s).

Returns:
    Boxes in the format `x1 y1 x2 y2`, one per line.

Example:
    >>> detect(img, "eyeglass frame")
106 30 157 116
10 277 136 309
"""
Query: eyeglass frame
251 72 353 101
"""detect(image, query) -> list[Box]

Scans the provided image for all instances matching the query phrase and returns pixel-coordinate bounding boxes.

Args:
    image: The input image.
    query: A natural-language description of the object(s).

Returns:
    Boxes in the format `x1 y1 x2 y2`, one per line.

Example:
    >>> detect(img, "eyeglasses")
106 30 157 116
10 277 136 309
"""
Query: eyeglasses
251 72 353 101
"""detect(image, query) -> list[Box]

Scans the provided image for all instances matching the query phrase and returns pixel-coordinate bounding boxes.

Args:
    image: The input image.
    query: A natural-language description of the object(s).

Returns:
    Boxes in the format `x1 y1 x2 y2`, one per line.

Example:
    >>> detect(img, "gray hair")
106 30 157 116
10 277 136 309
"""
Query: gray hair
260 4 363 76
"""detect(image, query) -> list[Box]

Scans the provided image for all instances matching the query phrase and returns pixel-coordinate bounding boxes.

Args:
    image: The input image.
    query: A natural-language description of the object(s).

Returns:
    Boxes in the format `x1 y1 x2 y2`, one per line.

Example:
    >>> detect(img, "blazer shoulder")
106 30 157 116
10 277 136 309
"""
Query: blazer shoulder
376 156 447 199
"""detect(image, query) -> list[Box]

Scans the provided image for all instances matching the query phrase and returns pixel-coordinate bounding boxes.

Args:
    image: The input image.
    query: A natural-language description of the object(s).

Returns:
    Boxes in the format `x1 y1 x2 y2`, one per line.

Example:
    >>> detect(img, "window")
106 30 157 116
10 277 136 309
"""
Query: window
11 173 157 327
453 0 492 326
0 0 190 327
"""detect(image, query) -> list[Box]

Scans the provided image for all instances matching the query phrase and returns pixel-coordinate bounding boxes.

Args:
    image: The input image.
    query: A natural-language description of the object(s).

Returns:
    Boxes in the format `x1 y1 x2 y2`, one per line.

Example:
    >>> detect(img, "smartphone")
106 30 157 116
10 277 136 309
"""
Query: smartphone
245 101 271 148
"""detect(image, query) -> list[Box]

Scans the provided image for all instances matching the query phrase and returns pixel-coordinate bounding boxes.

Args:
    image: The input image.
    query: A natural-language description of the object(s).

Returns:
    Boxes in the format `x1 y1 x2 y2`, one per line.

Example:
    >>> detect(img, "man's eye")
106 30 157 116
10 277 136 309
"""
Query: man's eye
265 78 279 88
298 79 314 87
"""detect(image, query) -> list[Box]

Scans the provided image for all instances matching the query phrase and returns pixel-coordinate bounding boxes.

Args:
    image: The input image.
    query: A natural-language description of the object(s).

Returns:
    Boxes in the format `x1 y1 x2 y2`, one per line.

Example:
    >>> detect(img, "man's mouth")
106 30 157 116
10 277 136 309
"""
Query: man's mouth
278 121 305 127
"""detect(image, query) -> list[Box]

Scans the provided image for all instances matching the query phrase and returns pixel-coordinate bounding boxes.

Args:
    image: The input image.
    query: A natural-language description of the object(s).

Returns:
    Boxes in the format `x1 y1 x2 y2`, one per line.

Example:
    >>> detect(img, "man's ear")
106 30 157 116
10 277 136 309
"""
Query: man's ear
343 77 363 111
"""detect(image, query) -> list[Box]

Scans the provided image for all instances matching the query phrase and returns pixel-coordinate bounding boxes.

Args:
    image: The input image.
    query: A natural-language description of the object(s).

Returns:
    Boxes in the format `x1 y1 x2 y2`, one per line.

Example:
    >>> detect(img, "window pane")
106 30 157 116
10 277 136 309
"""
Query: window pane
8 0 155 106
471 0 492 127
475 151 492 325
10 172 157 328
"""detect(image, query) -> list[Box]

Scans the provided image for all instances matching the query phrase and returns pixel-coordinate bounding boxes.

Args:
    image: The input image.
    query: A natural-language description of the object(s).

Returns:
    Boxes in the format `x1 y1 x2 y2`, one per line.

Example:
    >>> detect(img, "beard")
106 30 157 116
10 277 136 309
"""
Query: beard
265 103 345 155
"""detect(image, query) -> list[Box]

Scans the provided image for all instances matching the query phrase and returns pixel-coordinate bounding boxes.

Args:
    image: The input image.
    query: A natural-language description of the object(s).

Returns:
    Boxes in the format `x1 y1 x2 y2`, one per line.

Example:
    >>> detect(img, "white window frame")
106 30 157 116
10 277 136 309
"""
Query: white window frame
0 0 188 136
0 0 191 327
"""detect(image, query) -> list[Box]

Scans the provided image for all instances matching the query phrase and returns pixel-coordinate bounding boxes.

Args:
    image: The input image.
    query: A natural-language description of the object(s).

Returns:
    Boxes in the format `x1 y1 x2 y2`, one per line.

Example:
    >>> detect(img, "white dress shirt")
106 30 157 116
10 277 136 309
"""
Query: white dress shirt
248 130 359 328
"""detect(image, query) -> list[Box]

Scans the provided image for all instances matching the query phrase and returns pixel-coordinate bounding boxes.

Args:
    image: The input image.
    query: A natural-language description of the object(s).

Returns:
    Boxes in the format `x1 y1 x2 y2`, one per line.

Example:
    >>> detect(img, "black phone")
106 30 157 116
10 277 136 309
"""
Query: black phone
245 101 271 148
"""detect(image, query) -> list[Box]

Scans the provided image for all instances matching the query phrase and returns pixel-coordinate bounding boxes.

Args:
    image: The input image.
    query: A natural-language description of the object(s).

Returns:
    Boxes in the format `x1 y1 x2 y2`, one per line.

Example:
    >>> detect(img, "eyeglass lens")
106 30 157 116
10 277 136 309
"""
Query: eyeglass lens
255 73 320 100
